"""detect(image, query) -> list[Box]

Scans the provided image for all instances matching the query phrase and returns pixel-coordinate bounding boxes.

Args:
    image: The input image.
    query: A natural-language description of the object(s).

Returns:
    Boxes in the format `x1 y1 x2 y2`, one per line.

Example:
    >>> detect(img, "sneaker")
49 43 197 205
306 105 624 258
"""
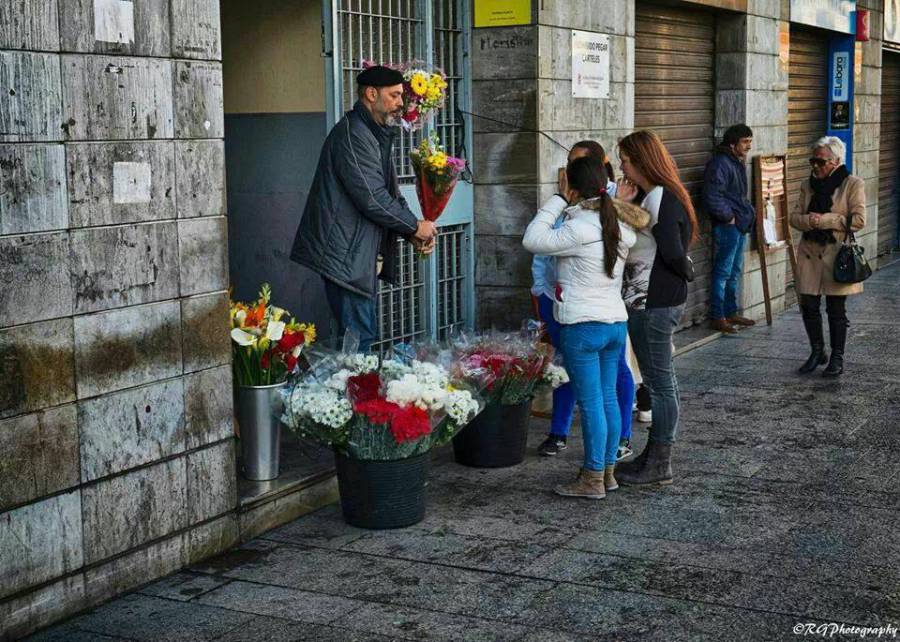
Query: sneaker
637 410 652 424
538 435 567 456
616 440 633 462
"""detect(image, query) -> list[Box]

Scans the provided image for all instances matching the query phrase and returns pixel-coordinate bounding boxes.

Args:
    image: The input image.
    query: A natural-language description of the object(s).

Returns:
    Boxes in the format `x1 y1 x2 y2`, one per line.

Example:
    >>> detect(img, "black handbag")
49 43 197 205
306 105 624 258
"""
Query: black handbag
833 213 872 284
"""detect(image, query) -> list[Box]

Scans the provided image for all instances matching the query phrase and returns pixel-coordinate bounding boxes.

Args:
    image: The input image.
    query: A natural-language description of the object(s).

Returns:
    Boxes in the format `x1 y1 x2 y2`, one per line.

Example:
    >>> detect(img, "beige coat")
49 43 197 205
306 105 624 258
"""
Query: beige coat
789 174 866 297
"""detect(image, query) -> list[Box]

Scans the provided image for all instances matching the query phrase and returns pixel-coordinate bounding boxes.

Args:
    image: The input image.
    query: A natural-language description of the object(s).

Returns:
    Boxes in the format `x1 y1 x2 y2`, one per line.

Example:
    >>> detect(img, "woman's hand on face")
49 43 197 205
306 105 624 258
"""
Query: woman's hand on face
616 178 638 202
558 167 568 194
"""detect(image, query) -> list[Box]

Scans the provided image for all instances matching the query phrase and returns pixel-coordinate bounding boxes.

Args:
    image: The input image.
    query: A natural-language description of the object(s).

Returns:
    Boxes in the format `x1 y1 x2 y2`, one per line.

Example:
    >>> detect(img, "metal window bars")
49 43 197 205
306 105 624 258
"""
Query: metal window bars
437 224 467 340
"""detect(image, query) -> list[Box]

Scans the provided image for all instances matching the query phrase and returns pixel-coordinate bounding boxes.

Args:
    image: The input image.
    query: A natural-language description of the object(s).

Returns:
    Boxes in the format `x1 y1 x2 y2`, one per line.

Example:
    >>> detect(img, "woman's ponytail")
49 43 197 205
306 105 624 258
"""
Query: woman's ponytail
566 156 622 279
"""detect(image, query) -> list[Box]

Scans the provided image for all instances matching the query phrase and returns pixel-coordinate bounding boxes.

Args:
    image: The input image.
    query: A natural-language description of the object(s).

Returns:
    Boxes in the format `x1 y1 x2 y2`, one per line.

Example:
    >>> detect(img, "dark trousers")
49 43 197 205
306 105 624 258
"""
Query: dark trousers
799 294 847 332
323 279 378 352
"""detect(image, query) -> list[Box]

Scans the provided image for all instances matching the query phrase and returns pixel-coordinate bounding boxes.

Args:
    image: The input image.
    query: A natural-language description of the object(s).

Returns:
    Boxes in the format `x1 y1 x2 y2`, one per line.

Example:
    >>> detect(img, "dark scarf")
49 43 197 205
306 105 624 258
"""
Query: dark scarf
803 165 849 245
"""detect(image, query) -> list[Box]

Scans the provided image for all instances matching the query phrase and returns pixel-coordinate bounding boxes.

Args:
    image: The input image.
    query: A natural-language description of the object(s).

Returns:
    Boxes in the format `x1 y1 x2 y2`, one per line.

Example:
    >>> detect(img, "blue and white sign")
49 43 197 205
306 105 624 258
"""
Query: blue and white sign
791 0 856 34
831 50 850 101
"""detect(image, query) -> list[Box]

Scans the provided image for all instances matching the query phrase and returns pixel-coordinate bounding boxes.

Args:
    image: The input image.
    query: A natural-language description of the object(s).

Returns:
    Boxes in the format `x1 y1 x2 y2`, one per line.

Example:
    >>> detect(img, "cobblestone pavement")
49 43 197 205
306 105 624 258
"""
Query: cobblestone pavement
28 263 900 641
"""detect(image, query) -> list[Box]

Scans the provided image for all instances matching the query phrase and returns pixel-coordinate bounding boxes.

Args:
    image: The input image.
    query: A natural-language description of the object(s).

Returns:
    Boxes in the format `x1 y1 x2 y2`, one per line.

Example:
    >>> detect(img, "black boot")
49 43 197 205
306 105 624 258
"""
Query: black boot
617 441 673 486
798 316 827 374
823 317 847 377
615 438 652 476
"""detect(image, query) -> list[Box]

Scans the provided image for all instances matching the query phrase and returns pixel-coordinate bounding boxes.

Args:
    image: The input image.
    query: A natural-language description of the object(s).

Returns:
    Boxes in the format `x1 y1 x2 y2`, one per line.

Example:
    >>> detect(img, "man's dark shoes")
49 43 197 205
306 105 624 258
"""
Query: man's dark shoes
711 318 738 334
538 435 567 456
727 315 756 327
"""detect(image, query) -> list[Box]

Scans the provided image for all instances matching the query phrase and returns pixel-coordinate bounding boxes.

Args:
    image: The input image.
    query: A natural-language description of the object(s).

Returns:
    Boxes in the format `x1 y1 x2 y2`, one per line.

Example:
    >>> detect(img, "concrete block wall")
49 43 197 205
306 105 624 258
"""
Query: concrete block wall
0 1 232 639
855 0 884 267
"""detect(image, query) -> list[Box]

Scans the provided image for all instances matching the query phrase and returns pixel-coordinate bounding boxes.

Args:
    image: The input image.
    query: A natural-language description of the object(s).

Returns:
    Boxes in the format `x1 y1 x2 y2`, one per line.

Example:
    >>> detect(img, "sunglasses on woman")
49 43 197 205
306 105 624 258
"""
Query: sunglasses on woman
808 157 832 167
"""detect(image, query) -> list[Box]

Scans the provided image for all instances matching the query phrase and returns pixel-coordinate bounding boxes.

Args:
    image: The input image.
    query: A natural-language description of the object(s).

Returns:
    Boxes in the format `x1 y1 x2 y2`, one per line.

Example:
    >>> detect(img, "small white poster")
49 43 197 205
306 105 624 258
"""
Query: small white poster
571 30 610 99
94 0 135 45
113 162 152 204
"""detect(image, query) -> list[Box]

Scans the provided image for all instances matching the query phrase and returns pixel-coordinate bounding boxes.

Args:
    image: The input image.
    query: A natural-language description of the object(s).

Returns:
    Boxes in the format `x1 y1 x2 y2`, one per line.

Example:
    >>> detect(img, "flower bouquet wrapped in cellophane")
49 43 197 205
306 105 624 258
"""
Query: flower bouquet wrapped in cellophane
281 342 484 461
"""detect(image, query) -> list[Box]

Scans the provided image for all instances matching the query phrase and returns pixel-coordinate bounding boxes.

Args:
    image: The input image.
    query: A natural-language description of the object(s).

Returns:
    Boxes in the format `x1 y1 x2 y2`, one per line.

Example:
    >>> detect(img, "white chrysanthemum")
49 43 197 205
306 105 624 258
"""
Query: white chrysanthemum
380 359 412 380
287 386 353 429
342 354 379 374
325 369 352 391
543 363 569 388
446 389 479 425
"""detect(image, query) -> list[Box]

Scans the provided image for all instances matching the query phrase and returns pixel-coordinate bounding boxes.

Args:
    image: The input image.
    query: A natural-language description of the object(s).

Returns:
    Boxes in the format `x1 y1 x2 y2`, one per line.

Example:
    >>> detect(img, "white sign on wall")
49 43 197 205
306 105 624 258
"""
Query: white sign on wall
94 0 135 45
571 30 609 99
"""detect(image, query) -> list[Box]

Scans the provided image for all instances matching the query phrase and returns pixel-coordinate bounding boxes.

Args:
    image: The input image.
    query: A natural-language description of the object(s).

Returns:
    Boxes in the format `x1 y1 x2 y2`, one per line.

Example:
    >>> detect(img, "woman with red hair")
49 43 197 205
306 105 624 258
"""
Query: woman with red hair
614 130 697 487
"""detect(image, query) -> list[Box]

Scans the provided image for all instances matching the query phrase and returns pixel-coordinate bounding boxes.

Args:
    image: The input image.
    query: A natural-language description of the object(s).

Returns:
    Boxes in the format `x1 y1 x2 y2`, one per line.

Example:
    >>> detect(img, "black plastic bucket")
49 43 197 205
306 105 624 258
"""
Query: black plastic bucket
452 400 531 468
334 450 429 529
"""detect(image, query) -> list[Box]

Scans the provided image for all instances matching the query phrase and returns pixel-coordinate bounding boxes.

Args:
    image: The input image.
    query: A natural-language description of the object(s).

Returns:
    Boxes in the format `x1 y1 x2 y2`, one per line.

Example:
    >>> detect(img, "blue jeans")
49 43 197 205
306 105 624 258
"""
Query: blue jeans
559 321 627 471
536 295 633 441
323 278 378 352
710 224 747 319
627 305 684 444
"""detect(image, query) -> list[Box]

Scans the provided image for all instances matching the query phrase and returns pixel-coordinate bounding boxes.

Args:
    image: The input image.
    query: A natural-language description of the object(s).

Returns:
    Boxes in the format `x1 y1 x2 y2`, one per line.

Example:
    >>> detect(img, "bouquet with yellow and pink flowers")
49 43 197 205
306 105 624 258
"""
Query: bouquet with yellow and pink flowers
361 60 448 131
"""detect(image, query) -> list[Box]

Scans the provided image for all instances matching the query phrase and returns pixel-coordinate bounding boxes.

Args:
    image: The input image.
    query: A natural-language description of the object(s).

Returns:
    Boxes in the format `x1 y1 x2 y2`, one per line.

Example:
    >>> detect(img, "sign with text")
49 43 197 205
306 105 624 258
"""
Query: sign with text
790 0 855 34
571 30 610 99
886 0 900 45
474 0 531 28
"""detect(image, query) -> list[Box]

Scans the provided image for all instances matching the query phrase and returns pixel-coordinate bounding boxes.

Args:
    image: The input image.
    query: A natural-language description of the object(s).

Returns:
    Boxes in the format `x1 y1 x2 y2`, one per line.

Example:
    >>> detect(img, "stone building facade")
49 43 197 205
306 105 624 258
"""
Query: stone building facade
473 0 891 329
0 1 233 638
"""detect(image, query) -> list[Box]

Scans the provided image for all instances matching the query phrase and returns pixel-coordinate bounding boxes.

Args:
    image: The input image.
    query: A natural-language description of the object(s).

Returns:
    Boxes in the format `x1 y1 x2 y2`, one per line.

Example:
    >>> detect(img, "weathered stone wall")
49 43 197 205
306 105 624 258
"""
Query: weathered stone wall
0 1 232 639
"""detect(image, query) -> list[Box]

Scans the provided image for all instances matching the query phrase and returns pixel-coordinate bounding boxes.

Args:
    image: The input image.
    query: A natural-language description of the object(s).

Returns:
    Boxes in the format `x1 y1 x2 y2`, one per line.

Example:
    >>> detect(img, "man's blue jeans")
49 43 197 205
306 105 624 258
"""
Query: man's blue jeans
323 279 378 352
536 295 633 441
710 224 747 320
627 305 684 445
559 321 627 471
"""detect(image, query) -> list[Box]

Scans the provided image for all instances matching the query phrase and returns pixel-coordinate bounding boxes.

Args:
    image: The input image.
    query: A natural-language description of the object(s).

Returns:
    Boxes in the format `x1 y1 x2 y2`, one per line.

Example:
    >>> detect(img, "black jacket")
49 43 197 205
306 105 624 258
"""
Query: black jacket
291 102 419 298
701 145 755 233
647 189 693 308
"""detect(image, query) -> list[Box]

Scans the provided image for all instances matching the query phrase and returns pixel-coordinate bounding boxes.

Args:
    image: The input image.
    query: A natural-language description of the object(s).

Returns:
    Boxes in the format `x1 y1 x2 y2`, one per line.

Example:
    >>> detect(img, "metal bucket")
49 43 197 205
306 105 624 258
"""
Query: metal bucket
235 382 286 481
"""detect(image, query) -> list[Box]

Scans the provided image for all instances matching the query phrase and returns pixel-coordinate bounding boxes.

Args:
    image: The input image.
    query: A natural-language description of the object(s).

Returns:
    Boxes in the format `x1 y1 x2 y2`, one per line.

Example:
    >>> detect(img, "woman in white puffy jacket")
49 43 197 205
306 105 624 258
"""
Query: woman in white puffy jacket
523 156 650 499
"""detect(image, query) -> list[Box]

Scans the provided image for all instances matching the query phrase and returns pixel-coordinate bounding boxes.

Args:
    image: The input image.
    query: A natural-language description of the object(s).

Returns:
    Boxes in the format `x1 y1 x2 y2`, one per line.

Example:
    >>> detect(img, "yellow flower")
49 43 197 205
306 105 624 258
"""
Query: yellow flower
430 73 447 89
425 85 442 102
429 152 447 169
410 73 428 96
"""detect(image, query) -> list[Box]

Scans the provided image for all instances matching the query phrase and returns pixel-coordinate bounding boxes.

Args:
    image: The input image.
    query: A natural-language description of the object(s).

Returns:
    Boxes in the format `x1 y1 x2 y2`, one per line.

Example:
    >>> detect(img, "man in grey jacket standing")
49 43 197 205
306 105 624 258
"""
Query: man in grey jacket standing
291 66 436 351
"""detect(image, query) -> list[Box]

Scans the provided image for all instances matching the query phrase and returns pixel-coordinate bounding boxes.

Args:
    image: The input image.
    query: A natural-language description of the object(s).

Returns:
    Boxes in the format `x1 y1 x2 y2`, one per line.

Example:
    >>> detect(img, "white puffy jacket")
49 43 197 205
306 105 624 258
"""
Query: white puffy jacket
523 194 649 325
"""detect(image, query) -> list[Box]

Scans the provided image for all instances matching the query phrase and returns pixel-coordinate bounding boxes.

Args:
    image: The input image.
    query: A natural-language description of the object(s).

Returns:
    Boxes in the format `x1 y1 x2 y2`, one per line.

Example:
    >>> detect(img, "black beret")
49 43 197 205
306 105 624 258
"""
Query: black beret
356 65 405 88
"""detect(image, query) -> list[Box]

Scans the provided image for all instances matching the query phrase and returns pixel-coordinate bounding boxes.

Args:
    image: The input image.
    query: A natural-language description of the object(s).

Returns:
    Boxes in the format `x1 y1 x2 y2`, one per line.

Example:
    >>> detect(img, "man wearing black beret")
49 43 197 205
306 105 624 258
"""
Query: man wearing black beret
291 66 437 351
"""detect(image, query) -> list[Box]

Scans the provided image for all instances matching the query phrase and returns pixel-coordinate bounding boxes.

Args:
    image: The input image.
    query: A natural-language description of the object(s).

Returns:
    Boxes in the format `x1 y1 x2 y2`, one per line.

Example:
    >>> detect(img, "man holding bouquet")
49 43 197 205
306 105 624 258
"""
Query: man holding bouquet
291 65 437 351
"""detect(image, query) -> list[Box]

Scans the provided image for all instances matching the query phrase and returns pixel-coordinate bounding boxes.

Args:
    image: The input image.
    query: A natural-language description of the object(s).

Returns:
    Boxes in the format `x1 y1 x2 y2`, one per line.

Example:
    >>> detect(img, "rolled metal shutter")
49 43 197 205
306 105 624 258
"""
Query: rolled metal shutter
787 28 829 222
635 4 716 326
878 52 900 257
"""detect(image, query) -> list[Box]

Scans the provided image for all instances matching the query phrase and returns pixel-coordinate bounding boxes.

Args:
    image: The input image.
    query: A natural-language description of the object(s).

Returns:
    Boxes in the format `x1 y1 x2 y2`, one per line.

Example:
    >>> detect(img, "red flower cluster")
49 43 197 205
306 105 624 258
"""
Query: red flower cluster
353 395 432 445
347 372 382 404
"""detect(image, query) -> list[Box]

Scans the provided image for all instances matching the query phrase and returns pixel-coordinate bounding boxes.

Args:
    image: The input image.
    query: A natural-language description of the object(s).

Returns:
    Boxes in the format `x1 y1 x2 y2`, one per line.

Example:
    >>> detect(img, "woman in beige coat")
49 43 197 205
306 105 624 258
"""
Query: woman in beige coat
789 136 866 377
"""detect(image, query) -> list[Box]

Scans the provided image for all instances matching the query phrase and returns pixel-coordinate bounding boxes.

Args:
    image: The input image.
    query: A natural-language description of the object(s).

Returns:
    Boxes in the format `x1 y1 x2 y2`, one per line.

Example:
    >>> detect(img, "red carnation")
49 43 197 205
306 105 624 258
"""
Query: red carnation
278 331 305 353
403 108 419 123
389 405 431 444
355 399 398 425
348 372 382 404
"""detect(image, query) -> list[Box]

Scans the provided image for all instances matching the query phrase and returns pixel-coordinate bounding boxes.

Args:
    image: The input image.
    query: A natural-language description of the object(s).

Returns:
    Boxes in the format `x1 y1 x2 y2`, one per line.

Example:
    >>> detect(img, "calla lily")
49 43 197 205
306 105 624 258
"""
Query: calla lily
266 321 285 342
234 309 247 326
231 328 257 346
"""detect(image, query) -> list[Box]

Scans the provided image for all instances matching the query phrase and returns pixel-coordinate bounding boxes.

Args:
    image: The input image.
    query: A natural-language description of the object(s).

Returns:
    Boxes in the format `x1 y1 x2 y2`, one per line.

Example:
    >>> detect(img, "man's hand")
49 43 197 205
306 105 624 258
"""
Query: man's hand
809 213 822 228
414 220 437 242
414 236 436 255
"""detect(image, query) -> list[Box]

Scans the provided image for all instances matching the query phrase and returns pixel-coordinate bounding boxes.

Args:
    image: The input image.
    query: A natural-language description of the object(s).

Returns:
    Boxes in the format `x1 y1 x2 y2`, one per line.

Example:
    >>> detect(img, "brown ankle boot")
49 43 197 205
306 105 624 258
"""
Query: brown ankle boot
555 468 606 499
711 318 738 334
727 315 756 327
604 466 618 492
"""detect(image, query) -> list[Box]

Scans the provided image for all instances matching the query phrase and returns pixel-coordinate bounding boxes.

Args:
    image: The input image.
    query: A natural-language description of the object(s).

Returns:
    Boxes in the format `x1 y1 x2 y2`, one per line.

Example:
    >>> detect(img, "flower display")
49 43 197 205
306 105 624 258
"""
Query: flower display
410 134 466 224
451 328 567 406
230 284 315 386
361 60 449 131
283 350 482 461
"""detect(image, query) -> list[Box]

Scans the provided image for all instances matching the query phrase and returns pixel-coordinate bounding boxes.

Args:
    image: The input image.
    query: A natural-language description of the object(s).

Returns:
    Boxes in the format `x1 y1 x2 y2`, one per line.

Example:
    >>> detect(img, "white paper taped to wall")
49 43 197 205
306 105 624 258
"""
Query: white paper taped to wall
94 0 135 45
113 162 152 204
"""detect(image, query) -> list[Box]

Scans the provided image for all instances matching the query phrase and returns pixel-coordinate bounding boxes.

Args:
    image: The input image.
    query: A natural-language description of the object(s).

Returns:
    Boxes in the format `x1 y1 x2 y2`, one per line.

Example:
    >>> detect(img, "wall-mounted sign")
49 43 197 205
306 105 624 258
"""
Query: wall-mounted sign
571 30 609 99
790 0 856 34
828 37 855 164
886 0 900 45
831 50 850 101
474 0 531 28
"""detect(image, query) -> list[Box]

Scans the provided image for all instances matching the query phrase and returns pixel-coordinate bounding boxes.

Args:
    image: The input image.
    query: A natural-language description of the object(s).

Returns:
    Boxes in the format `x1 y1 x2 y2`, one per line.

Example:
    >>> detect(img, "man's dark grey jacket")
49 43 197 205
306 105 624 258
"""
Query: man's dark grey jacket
291 101 418 298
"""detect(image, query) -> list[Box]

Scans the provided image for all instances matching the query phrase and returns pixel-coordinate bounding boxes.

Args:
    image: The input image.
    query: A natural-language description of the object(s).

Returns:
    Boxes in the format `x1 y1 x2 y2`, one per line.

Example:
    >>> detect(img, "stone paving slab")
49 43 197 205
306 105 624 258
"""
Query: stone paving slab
26 263 900 640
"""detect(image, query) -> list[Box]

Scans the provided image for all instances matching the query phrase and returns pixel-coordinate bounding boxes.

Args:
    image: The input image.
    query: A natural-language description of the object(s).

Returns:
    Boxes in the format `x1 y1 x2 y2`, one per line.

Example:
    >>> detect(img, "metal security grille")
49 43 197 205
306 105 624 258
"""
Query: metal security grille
433 1 464 160
878 52 900 257
437 224 467 339
373 237 427 352
336 0 422 180
635 3 715 328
